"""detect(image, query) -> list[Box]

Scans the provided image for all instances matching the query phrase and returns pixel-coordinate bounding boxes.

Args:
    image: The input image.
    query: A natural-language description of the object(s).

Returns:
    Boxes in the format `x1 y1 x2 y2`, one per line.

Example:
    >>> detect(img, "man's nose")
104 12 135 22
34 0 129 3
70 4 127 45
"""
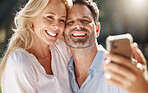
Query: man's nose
73 20 83 29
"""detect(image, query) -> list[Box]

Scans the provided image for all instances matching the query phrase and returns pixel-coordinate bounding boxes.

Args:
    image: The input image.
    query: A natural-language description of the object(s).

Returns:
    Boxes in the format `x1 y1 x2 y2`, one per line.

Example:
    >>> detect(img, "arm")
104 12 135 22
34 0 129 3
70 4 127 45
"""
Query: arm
104 43 148 93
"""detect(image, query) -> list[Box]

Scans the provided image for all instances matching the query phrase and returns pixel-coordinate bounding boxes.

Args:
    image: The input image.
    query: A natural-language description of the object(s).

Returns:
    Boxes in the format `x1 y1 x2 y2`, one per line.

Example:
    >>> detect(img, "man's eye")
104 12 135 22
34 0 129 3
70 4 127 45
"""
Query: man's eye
66 21 74 25
81 20 90 24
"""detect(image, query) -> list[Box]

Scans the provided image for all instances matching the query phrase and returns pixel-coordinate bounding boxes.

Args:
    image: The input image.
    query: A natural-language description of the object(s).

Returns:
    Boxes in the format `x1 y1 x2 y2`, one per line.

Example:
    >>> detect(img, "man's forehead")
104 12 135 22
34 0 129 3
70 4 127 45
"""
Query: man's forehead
67 4 92 19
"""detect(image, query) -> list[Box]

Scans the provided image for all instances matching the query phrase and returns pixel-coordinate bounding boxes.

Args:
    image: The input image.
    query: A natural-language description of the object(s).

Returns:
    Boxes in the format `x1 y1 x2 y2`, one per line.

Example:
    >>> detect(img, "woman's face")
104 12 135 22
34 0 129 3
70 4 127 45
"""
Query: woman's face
33 0 66 45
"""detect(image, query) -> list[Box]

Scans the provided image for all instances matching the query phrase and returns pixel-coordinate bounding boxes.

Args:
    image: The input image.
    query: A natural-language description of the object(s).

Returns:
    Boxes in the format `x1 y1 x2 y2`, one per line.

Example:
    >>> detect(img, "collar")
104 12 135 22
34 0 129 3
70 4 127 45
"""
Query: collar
88 45 106 73
68 56 74 72
68 45 107 74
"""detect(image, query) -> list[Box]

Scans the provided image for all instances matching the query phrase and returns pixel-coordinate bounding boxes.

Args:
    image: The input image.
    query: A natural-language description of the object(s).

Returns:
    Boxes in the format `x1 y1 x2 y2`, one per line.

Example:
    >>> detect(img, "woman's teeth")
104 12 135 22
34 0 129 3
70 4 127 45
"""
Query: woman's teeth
47 31 57 36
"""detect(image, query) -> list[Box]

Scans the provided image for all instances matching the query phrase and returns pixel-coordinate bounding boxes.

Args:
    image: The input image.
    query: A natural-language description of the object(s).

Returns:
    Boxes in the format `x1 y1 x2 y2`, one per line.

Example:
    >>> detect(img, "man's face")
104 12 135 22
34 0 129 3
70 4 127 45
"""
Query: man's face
64 4 97 48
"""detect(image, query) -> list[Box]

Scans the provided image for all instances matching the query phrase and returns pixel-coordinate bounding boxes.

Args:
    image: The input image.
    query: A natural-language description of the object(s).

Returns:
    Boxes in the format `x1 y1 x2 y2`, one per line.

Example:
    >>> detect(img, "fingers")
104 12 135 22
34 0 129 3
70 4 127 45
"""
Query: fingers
104 53 139 74
104 43 148 92
104 61 138 81
105 72 134 91
104 61 147 92
105 69 136 92
132 58 146 73
105 73 123 88
105 53 131 65
131 43 146 65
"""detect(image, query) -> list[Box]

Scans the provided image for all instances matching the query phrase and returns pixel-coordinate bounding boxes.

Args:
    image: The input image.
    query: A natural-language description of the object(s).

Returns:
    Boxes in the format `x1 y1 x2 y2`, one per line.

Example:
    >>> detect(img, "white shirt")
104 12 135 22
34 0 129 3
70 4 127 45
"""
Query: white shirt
1 39 72 93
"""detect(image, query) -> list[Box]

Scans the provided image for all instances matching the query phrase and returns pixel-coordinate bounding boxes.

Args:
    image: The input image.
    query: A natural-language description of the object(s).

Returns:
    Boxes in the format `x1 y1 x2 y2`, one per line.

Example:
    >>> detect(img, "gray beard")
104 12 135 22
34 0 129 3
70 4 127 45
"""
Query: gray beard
64 32 96 49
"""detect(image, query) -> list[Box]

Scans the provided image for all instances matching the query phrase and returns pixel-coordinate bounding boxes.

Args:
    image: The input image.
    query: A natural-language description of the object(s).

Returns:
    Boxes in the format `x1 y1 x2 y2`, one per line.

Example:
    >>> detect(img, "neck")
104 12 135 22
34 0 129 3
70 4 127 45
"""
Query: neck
70 41 98 87
27 37 50 58
27 36 53 75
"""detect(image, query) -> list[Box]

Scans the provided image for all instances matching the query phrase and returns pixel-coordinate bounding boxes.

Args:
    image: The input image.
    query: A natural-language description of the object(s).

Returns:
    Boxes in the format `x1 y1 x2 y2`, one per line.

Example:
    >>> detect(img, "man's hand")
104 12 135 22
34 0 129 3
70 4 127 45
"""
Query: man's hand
104 43 148 93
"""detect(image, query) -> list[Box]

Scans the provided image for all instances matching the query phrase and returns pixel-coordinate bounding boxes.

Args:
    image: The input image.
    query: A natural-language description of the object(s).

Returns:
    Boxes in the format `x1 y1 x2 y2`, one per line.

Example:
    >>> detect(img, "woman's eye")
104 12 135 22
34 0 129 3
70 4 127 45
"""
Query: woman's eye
47 16 54 20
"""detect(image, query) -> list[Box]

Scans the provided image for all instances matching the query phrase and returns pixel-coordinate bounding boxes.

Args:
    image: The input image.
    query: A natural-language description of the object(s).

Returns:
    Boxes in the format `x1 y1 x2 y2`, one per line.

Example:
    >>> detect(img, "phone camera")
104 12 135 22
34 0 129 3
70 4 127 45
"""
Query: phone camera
112 41 118 49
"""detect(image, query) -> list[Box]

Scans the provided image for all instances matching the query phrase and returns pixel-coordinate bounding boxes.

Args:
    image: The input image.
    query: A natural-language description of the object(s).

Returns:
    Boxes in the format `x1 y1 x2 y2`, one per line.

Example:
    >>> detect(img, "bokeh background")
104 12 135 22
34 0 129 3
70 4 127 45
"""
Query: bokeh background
0 0 148 92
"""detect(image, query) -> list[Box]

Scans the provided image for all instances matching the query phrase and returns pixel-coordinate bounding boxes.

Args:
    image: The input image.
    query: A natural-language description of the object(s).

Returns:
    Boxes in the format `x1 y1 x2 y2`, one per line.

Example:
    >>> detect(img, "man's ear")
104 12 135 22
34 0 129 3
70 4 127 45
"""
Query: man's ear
96 22 101 37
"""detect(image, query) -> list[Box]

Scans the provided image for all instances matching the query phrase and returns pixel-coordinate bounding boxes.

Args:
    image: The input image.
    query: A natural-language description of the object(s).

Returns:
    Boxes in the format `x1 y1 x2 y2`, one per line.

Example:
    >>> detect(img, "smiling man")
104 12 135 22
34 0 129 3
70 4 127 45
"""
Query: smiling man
63 0 128 93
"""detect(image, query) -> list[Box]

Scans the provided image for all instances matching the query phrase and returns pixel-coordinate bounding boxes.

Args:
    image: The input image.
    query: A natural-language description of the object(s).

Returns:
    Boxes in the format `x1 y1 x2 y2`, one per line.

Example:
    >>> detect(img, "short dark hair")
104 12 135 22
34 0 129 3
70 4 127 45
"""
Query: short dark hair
73 0 99 24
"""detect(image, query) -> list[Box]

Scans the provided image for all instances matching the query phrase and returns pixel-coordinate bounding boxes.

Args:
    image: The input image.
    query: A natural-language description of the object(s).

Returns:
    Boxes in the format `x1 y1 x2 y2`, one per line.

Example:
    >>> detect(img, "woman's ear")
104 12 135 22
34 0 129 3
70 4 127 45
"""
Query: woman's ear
31 18 35 28
96 22 101 37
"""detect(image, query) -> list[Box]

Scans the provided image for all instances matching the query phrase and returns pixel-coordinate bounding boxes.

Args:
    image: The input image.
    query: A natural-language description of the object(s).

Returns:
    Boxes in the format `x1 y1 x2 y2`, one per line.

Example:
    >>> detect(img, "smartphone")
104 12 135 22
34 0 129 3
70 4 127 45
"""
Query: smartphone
106 33 133 59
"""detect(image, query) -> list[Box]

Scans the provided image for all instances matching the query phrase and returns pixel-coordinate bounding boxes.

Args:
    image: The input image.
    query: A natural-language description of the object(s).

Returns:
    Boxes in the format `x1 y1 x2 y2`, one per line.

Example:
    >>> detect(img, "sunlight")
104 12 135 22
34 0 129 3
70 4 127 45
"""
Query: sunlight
131 0 146 7
126 0 147 13
134 0 145 4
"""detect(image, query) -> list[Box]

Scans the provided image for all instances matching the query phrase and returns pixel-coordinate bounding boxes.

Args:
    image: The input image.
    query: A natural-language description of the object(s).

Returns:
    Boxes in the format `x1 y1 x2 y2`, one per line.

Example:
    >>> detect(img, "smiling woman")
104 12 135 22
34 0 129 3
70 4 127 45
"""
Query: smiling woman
0 0 73 93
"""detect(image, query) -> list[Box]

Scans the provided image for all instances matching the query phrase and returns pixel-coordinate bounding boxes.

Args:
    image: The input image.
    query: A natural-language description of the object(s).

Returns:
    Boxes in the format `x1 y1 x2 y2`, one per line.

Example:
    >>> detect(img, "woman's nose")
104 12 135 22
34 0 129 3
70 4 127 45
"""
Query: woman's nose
52 21 60 30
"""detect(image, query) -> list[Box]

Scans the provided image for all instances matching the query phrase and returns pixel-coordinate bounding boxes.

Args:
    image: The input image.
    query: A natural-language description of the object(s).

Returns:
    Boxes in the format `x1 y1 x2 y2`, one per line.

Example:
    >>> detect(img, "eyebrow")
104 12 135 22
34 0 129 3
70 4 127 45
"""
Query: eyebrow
67 16 91 21
67 18 72 21
61 16 66 19
83 16 91 19
46 12 66 18
46 12 55 15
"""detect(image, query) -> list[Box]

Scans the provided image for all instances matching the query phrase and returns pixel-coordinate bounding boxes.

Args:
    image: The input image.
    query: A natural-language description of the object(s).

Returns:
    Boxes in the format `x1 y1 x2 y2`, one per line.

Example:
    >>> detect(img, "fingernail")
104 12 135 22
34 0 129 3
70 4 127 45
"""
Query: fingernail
105 73 111 79
136 63 143 69
105 59 110 64
132 58 137 64
133 43 138 48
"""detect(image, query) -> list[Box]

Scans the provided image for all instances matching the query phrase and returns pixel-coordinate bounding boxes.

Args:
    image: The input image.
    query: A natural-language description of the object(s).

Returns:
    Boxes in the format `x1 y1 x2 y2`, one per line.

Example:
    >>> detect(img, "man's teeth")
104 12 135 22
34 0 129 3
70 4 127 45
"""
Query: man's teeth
73 33 86 36
47 31 57 36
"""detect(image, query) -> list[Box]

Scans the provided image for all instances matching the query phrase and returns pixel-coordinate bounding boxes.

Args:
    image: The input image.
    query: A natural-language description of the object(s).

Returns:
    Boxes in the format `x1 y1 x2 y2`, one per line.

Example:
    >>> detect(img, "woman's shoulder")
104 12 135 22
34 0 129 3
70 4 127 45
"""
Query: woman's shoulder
7 48 34 67
4 48 37 77
2 49 37 91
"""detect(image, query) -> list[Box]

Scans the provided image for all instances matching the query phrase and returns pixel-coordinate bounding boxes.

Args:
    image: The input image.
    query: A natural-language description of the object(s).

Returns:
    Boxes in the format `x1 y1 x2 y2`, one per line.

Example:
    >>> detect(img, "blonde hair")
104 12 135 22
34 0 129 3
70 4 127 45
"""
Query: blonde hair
0 0 72 86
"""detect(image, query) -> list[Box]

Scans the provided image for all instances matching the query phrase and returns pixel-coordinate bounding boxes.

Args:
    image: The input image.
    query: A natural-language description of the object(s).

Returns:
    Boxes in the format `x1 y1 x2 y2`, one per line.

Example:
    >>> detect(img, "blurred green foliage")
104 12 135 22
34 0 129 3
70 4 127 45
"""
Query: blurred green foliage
0 0 147 91
0 58 1 91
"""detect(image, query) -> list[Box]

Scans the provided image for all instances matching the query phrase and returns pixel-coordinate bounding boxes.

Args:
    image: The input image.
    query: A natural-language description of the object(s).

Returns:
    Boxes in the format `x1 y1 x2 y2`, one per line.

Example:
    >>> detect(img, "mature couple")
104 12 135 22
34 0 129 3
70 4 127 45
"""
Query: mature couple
0 0 148 93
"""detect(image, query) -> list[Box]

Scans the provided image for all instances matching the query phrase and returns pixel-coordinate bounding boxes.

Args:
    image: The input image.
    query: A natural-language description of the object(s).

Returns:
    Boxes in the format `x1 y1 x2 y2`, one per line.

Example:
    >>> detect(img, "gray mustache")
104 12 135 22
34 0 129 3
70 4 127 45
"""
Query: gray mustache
71 27 88 32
